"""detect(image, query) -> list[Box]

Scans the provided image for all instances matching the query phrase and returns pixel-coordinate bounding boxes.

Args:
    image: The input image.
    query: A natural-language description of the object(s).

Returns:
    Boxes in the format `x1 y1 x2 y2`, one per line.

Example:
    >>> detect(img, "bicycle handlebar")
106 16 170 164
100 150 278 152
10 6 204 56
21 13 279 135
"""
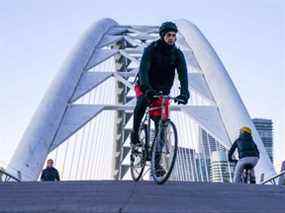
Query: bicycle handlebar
153 94 177 100
152 91 188 104
152 94 185 104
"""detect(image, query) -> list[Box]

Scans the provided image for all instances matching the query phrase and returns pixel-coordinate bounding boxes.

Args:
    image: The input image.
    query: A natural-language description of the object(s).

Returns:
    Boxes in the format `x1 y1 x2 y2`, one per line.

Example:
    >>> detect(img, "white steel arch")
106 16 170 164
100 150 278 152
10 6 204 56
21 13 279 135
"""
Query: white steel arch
7 18 275 182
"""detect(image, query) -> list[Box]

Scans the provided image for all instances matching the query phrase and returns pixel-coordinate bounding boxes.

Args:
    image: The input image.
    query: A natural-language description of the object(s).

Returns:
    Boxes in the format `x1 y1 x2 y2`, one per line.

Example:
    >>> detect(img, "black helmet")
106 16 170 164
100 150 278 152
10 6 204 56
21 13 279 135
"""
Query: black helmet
159 21 178 38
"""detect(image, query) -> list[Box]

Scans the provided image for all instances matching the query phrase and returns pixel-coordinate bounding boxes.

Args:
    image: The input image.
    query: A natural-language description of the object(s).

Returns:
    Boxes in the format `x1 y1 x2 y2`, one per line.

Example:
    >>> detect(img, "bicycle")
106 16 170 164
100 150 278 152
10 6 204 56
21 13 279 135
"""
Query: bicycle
241 164 256 184
232 160 256 184
130 92 181 184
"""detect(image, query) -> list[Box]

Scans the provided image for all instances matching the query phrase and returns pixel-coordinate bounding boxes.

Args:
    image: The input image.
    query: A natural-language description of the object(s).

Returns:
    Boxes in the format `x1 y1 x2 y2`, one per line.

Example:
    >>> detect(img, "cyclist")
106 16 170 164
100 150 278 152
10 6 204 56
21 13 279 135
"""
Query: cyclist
228 127 260 183
131 21 190 176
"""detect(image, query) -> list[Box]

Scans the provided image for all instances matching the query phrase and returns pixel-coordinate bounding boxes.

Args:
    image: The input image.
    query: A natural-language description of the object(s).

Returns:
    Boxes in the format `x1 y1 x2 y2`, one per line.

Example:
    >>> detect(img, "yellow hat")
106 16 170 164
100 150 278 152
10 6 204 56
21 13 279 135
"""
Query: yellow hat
240 126 252 134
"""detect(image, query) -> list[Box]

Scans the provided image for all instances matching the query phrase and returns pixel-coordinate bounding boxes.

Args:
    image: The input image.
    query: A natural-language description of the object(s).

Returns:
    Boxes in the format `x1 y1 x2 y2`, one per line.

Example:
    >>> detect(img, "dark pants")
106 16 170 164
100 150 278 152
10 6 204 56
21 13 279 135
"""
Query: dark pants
133 95 150 135
132 95 160 169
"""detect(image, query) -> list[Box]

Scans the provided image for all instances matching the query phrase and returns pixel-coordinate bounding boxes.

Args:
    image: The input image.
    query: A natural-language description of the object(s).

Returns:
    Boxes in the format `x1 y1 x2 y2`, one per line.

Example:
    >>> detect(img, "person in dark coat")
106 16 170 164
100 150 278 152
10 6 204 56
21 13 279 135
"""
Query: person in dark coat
131 21 189 144
228 127 260 183
131 21 190 176
40 159 60 181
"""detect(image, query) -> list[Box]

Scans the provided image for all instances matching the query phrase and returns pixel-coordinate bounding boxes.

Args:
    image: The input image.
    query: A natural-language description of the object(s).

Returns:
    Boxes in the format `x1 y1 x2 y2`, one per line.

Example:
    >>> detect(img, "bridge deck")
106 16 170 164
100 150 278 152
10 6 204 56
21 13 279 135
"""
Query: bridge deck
0 181 284 212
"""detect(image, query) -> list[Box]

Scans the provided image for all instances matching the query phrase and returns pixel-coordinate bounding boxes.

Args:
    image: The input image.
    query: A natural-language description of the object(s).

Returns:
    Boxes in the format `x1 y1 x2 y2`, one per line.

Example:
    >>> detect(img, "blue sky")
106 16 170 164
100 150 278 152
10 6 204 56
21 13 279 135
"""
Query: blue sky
0 0 284 168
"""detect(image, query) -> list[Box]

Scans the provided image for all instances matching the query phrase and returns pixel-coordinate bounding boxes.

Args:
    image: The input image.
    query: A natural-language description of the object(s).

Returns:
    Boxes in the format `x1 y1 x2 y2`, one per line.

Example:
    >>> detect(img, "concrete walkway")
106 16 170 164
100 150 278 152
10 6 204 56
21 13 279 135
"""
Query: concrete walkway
0 181 284 212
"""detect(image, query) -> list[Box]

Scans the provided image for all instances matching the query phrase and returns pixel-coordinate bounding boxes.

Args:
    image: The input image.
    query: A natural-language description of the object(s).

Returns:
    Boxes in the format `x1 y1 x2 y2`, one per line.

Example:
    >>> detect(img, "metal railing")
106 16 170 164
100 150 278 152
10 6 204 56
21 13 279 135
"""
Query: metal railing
261 170 285 185
0 168 21 182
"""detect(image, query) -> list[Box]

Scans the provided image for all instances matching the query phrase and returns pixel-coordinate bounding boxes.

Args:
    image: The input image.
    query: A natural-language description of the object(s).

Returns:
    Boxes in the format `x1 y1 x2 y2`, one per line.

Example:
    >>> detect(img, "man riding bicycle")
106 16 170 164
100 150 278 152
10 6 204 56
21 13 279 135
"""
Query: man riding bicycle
131 21 190 176
228 127 260 183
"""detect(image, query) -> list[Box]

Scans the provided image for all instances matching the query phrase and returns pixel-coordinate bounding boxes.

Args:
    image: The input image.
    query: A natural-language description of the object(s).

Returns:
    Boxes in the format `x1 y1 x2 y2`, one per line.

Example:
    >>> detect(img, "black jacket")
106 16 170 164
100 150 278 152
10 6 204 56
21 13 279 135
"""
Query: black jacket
40 167 60 181
228 133 260 162
137 39 189 98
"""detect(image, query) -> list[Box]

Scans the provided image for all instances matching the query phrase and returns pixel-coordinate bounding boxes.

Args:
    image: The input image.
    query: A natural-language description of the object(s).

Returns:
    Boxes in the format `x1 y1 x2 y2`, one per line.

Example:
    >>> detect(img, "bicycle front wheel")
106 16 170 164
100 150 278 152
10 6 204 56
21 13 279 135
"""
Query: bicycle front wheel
151 120 178 184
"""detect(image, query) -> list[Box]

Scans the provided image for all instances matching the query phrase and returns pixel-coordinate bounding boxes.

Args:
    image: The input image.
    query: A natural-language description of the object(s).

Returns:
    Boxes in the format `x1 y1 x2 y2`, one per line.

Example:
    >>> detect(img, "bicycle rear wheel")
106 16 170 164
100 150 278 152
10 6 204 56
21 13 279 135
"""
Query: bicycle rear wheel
130 125 147 181
151 120 178 184
242 170 249 184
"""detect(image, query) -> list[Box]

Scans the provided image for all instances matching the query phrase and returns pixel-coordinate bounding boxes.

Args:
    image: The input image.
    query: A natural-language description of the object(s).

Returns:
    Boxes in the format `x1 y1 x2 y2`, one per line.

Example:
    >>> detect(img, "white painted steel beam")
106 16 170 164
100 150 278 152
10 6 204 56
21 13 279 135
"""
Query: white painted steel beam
181 106 231 149
86 49 118 70
188 73 214 102
49 105 104 151
71 72 113 102
98 35 124 48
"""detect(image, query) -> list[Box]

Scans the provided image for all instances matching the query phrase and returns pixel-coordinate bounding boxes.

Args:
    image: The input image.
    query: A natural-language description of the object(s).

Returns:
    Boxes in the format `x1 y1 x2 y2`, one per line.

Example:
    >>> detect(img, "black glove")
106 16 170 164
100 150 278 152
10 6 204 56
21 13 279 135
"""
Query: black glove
175 94 189 105
145 89 157 101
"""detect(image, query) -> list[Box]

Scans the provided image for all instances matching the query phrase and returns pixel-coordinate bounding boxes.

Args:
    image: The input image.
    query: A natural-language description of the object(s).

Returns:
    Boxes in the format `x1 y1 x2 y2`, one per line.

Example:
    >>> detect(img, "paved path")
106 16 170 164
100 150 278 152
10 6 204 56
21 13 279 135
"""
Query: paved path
0 181 285 212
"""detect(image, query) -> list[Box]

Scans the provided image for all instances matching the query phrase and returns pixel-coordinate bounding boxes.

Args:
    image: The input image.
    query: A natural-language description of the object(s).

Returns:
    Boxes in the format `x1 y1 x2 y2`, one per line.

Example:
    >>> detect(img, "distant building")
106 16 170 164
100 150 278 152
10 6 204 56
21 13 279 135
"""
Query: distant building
197 128 231 182
198 128 226 158
195 154 211 182
210 151 233 183
171 127 233 183
171 147 198 182
252 118 273 162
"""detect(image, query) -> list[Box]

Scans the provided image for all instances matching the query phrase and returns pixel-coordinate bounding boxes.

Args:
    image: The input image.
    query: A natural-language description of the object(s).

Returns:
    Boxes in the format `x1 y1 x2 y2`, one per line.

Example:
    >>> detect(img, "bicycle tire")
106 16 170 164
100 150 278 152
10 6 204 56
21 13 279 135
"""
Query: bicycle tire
130 125 147 181
151 120 178 185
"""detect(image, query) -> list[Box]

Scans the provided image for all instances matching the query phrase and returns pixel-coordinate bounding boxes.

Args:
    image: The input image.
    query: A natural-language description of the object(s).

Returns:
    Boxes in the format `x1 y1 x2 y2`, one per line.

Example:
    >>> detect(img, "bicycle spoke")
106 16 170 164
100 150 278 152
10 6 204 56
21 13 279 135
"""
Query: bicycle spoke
151 120 178 184
130 125 147 181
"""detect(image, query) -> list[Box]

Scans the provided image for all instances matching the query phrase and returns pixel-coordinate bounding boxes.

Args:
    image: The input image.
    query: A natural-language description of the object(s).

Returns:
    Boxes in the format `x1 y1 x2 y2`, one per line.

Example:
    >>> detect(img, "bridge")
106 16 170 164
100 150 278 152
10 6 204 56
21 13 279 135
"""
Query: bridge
0 18 283 212
1 181 285 212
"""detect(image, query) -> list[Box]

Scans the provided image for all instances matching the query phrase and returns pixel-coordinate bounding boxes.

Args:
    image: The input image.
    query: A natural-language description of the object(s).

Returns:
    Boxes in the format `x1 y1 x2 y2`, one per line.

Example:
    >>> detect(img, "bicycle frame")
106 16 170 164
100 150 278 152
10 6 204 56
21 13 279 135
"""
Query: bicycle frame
141 95 176 159
233 161 255 184
242 166 255 184
130 93 179 183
